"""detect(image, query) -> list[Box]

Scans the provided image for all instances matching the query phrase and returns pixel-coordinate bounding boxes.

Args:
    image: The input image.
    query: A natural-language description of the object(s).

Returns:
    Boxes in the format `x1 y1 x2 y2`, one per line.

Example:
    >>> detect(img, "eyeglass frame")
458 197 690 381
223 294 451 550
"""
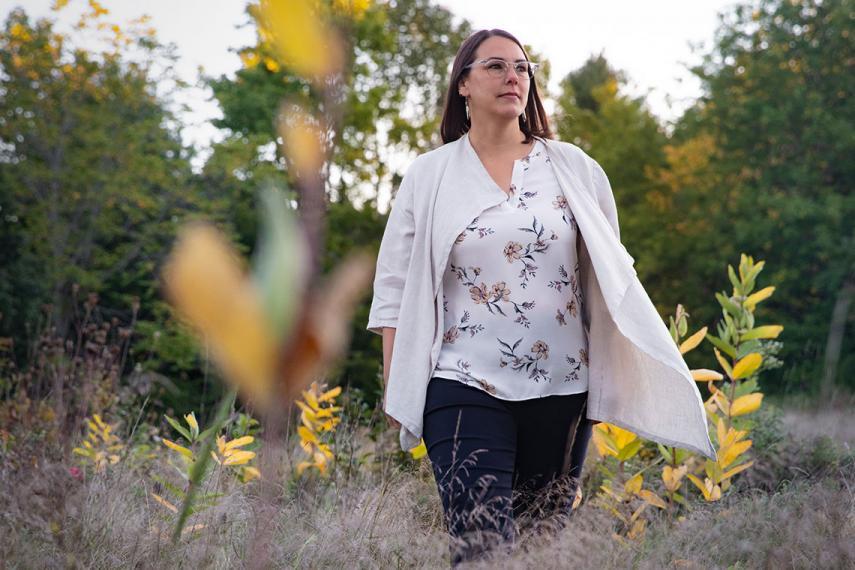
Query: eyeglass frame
463 57 540 79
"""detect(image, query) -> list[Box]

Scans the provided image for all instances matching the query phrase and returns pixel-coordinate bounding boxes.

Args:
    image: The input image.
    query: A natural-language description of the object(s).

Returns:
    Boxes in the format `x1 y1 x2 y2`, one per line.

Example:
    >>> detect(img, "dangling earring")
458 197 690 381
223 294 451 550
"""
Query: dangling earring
521 110 527 123
465 98 470 121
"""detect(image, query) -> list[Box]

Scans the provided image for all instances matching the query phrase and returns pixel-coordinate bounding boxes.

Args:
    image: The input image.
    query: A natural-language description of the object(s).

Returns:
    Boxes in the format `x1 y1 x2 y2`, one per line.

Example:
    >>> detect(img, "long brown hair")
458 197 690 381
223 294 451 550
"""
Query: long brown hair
440 29 553 144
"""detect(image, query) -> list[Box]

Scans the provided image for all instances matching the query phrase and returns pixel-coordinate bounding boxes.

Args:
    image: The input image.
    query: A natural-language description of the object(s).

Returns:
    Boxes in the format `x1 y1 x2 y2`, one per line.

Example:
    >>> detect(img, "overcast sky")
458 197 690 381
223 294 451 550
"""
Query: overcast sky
2 0 740 158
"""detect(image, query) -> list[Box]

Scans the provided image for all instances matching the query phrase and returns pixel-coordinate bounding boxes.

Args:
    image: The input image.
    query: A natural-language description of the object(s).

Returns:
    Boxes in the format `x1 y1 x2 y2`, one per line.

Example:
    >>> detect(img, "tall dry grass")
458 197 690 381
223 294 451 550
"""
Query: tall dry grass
1 400 853 569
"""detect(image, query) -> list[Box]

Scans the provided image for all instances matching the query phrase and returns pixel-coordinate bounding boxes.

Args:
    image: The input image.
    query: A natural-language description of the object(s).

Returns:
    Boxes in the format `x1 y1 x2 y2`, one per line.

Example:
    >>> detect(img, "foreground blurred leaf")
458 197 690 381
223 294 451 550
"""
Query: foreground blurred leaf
278 251 375 401
163 223 277 406
252 186 308 341
258 0 343 79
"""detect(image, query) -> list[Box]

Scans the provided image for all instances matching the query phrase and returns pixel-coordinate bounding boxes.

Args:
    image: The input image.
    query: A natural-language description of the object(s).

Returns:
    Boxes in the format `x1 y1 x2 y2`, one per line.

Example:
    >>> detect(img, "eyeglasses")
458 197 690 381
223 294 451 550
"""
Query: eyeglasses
464 58 540 79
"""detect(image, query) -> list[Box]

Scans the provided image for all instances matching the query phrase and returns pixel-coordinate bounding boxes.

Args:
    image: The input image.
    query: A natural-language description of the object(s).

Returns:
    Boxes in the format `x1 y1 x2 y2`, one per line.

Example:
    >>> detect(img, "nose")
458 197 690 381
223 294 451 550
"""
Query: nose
504 68 519 84
503 65 519 84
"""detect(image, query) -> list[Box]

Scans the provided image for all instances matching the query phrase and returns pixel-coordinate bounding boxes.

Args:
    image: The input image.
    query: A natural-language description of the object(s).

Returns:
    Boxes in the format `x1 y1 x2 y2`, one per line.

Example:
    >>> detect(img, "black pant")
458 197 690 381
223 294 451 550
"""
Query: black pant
422 377 593 565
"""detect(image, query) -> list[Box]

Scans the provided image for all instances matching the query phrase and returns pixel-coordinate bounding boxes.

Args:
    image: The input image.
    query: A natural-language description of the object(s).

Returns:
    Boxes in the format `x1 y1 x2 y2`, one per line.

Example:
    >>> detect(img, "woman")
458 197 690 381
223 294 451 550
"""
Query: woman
367 29 715 565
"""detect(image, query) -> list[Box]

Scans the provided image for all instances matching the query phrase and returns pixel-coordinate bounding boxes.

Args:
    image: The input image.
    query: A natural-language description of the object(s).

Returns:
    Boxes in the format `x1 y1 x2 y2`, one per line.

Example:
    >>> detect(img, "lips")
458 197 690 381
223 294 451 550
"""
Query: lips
499 93 520 100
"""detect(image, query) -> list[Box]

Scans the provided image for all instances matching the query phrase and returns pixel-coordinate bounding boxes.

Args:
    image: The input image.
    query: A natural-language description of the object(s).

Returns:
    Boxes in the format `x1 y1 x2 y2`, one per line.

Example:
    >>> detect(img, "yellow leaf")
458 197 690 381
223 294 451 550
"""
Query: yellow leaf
223 450 256 466
301 388 320 410
704 398 718 417
732 353 762 379
627 518 646 540
731 393 763 416
744 286 774 310
714 347 733 378
409 440 427 460
679 326 708 354
624 473 643 495
720 440 752 468
721 460 754 480
184 412 199 438
296 461 313 475
298 426 318 445
692 368 724 382
242 466 261 482
317 443 333 459
151 492 178 513
181 524 206 536
611 425 638 450
592 424 618 457
162 438 193 458
741 325 783 340
317 419 336 431
687 474 722 502
224 436 254 452
638 489 667 509
713 391 731 415
662 465 688 492
162 223 277 407
318 386 342 402
259 0 343 79
295 400 317 420
717 418 727 449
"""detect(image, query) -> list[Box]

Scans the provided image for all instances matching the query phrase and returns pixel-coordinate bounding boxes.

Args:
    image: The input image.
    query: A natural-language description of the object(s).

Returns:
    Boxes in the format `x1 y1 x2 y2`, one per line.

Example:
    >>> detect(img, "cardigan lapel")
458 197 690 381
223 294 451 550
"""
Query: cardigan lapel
430 134 512 300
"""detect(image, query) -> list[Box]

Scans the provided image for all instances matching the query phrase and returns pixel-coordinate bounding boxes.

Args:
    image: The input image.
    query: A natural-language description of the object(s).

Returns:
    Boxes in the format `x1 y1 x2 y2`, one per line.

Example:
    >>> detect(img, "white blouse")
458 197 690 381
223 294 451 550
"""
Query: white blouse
432 137 590 400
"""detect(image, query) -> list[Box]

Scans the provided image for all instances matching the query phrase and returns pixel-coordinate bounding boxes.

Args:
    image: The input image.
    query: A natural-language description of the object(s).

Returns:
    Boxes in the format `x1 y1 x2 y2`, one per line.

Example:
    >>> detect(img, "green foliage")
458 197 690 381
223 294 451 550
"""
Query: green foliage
682 0 855 390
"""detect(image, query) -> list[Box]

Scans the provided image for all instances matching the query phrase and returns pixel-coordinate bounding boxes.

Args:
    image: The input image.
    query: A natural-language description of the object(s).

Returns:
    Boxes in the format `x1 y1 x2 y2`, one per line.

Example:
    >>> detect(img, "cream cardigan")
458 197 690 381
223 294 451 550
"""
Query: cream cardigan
367 132 717 464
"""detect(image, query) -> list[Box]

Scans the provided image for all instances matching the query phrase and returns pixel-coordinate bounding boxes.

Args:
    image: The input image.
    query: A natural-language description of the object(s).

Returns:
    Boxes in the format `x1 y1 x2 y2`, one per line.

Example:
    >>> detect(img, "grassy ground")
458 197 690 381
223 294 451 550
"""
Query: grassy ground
1 395 853 568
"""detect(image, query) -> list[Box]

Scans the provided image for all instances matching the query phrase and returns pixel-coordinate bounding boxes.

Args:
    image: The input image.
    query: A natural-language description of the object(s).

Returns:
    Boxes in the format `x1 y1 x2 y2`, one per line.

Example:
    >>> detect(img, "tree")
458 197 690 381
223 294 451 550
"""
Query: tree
683 0 854 391
0 7 210 410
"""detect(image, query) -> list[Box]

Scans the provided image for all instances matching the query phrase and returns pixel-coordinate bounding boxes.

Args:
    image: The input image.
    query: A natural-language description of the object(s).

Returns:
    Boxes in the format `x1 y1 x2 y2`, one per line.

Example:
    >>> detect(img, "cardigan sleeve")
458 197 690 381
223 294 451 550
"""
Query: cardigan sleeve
366 169 417 335
591 159 635 266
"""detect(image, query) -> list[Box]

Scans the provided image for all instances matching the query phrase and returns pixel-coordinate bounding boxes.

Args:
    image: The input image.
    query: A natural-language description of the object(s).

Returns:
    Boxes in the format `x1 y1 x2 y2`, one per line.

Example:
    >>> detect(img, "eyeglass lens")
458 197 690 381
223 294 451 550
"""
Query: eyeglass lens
484 59 533 77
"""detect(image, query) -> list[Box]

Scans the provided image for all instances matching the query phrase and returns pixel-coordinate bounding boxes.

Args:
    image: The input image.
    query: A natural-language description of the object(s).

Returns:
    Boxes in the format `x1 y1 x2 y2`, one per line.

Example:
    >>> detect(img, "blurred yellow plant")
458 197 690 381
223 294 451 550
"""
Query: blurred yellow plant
296 381 342 475
72 414 124 473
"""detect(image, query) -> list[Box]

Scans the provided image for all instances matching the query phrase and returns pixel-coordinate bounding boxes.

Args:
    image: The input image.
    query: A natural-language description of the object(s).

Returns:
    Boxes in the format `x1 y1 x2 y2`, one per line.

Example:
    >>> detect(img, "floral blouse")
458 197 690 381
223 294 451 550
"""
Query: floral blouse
432 137 589 400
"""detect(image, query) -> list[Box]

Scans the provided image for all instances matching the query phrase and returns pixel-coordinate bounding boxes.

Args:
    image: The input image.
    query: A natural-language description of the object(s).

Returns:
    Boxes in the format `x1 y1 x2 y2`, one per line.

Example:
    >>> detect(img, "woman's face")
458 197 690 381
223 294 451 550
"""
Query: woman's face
458 36 530 125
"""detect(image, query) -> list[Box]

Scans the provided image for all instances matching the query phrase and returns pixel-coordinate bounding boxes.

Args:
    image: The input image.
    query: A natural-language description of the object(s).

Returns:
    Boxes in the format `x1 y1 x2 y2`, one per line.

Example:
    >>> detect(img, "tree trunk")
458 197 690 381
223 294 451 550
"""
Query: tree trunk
821 271 855 400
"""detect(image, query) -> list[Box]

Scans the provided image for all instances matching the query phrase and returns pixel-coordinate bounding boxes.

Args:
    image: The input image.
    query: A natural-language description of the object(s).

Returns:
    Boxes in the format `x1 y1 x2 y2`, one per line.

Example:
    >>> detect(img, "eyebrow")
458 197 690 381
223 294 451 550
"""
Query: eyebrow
483 56 528 62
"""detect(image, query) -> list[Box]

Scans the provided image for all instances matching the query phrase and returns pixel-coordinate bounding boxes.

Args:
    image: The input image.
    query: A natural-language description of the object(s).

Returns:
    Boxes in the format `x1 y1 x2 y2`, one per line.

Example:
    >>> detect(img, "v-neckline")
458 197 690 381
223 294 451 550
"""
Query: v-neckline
464 133 540 199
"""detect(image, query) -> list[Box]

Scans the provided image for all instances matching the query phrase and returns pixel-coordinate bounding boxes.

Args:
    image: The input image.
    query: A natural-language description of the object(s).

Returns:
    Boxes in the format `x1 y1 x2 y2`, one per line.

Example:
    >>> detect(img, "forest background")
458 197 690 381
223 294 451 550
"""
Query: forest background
2 0 850 417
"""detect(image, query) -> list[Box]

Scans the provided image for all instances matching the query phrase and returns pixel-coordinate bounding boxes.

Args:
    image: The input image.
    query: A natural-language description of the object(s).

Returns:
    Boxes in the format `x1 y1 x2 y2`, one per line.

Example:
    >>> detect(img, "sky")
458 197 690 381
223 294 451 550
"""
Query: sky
1 0 740 163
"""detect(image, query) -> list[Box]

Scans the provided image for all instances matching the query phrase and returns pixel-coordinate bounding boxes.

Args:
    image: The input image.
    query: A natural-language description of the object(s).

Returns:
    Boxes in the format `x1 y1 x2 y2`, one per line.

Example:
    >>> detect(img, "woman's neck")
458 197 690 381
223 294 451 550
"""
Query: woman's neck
467 120 527 154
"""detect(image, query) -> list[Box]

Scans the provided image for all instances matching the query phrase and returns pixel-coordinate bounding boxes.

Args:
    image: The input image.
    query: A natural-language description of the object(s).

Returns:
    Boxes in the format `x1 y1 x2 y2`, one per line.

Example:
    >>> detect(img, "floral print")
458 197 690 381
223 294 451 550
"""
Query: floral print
549 263 584 325
497 337 551 383
451 264 535 328
453 359 498 395
433 138 588 399
442 310 484 344
552 195 577 228
455 216 495 244
506 216 559 289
